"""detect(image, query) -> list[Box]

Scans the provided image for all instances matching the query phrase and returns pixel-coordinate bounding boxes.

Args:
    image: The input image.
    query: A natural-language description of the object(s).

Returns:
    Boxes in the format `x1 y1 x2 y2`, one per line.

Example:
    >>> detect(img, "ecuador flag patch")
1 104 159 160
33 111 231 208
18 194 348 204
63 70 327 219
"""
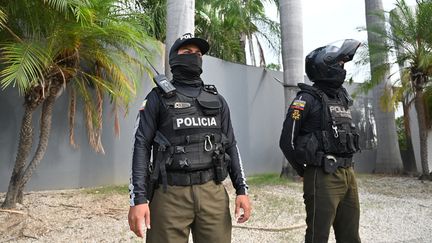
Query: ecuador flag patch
290 99 306 110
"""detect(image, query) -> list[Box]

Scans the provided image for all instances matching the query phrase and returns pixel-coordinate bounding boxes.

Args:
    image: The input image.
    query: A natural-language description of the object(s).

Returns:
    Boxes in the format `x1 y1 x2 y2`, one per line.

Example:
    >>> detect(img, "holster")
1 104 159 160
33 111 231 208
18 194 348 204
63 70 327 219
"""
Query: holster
212 144 228 184
323 155 338 174
146 144 172 202
322 155 353 174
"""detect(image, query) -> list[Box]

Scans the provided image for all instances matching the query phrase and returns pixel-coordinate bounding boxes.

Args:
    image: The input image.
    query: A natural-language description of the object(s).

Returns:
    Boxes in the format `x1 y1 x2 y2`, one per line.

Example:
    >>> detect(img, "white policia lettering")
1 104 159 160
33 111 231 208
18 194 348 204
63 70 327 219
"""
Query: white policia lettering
176 117 218 127
329 105 352 118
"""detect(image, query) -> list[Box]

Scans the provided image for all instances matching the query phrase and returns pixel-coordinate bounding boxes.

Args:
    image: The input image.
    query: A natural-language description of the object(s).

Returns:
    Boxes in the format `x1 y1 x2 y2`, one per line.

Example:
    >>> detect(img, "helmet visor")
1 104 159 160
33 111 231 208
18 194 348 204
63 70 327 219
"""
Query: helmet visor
324 39 361 64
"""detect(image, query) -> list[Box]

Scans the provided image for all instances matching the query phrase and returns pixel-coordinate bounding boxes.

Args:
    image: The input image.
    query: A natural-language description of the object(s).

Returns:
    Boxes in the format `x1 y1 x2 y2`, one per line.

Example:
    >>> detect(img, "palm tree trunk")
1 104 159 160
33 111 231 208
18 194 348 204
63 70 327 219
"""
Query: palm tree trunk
402 99 417 173
1 105 35 208
279 0 303 177
1 85 60 209
248 34 256 66
240 33 247 64
165 0 195 79
414 90 430 178
365 0 403 173
19 86 59 190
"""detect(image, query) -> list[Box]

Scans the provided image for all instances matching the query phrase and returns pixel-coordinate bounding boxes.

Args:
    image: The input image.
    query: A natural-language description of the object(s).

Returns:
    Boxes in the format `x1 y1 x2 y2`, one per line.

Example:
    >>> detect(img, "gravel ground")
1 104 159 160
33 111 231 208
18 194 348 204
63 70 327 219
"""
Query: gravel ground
1 174 431 243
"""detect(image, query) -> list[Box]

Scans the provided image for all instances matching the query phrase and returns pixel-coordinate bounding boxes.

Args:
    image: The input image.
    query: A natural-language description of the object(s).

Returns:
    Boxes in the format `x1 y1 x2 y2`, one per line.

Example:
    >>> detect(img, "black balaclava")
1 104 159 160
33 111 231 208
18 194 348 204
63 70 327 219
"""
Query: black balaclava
313 81 343 98
169 52 203 86
313 63 346 97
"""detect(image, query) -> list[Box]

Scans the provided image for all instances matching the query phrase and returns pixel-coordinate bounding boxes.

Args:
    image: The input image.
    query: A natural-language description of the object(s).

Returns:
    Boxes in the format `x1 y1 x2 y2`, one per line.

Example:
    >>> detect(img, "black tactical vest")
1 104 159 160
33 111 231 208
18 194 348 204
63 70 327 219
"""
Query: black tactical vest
321 96 360 155
156 86 224 172
299 84 360 156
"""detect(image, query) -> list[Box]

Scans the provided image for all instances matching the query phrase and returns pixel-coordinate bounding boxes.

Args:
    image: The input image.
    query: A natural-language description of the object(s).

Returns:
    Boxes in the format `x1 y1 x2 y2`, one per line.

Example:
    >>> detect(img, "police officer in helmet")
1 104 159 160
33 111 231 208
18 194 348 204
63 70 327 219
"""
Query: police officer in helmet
279 39 362 243
128 33 251 242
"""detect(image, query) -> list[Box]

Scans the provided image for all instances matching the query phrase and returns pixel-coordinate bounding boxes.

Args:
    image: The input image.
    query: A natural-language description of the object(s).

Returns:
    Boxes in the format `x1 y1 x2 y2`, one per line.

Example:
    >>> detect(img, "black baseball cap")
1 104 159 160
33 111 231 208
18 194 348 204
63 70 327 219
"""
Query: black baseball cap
169 33 210 58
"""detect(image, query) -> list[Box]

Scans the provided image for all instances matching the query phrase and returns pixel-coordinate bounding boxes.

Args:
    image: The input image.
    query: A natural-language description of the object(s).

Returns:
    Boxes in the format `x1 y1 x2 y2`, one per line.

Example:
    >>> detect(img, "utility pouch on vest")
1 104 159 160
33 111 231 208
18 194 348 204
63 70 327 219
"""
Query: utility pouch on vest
197 90 221 116
338 129 347 144
323 155 338 174
347 133 356 152
295 133 320 166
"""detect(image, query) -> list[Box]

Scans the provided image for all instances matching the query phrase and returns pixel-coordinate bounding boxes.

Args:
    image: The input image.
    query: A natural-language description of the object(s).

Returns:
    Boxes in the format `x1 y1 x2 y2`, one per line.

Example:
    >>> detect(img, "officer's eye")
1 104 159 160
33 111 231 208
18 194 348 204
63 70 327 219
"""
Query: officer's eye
178 48 202 57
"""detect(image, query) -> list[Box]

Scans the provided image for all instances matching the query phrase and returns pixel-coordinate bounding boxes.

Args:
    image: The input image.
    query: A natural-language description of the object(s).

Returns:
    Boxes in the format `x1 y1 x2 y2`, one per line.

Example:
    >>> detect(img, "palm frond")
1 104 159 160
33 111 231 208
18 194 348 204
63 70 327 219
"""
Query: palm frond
1 0 158 153
0 8 7 29
0 41 51 94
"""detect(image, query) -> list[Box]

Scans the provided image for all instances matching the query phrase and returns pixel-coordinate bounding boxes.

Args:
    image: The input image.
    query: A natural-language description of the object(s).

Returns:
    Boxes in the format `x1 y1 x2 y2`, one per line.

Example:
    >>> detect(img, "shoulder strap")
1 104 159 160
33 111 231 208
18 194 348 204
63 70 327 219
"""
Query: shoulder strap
203 84 218 95
315 89 331 130
154 87 179 109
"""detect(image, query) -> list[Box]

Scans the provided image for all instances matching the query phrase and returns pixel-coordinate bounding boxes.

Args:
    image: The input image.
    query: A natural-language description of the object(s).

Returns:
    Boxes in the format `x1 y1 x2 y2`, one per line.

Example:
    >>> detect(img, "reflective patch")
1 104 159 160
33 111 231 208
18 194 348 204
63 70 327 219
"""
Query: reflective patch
291 109 301 120
139 100 147 110
290 99 306 110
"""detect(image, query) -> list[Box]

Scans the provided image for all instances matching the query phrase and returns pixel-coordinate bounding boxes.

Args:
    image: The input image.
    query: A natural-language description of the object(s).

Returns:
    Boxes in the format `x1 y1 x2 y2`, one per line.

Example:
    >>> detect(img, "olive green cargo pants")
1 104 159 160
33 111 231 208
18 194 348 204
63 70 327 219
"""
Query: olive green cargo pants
146 180 231 243
303 166 361 243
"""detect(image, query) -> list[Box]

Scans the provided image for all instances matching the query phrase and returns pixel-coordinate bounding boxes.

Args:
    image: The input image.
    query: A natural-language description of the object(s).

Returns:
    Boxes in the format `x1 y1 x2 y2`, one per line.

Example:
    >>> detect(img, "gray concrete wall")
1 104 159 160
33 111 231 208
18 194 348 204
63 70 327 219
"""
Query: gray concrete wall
202 57 286 174
0 79 154 192
0 55 377 192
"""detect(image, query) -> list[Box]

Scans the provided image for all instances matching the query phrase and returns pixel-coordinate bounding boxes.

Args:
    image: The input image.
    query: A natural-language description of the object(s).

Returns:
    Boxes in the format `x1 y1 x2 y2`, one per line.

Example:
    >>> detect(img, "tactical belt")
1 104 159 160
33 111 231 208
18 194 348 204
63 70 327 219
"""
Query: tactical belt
307 156 353 169
334 156 353 168
163 168 215 186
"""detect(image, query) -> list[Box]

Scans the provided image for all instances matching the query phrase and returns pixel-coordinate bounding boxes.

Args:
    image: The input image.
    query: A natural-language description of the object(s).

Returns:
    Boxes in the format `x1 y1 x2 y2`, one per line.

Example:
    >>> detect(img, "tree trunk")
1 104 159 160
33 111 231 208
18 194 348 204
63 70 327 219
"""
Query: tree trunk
1 85 60 209
1 105 36 208
248 34 256 66
401 99 417 174
414 91 431 178
21 87 59 186
165 0 195 79
365 0 403 173
279 0 303 177
240 33 247 64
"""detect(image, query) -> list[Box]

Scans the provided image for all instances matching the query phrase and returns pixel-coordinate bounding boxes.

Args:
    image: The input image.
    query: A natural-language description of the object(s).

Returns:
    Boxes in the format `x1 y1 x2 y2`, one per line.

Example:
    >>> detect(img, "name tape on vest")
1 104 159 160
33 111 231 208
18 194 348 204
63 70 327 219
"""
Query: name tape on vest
174 116 221 130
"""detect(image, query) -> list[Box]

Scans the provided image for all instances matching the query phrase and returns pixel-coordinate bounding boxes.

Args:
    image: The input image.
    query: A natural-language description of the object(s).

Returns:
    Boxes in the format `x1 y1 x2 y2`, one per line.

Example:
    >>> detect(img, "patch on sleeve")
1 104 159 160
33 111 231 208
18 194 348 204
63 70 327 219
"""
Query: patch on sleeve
291 109 301 120
139 99 147 110
290 99 306 110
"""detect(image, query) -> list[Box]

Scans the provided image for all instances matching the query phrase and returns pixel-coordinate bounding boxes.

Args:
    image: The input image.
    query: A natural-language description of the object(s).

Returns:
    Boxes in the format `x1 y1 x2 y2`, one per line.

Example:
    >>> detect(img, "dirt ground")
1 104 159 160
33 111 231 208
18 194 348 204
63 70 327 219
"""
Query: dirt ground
1 174 432 243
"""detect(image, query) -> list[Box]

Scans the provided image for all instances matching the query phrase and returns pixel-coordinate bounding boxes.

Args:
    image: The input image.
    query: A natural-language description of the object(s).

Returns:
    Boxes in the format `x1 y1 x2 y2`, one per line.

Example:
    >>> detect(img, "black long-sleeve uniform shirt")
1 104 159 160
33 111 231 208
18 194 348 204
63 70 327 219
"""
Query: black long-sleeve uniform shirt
130 82 248 206
279 91 323 177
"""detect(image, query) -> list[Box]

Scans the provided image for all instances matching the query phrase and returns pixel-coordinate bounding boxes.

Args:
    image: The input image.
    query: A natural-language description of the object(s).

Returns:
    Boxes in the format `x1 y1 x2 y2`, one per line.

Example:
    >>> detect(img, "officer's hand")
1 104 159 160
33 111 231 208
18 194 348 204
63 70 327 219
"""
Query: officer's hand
235 195 251 223
128 203 150 238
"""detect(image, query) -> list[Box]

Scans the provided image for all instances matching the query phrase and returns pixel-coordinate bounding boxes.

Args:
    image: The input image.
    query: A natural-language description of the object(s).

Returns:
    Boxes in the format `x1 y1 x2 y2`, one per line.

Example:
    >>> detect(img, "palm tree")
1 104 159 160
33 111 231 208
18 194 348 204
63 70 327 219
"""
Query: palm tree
279 0 303 177
362 0 432 178
364 0 404 173
128 0 167 41
195 0 280 66
0 0 158 208
134 0 280 66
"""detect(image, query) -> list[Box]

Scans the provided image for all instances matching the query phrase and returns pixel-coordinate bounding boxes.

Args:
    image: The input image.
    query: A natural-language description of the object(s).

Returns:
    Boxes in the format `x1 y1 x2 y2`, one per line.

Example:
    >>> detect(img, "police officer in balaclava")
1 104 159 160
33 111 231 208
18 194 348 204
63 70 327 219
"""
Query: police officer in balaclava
280 39 362 243
128 33 251 243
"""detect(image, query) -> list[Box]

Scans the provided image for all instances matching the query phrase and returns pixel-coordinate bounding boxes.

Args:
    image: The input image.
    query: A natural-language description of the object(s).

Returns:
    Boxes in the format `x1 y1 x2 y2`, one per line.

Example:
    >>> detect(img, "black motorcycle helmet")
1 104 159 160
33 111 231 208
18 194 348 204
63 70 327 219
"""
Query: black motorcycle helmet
305 39 361 82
